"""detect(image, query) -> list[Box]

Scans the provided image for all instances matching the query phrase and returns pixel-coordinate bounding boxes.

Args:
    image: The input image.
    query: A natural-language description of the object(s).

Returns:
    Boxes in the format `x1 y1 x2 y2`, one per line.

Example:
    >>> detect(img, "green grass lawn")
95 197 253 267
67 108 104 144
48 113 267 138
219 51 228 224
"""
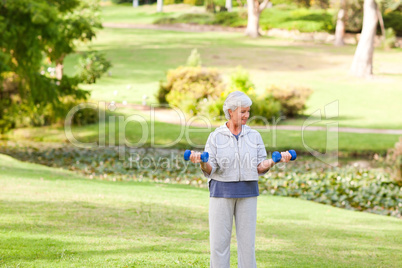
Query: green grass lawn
64 25 402 129
0 154 401 267
3 107 401 155
102 3 335 32
100 3 203 25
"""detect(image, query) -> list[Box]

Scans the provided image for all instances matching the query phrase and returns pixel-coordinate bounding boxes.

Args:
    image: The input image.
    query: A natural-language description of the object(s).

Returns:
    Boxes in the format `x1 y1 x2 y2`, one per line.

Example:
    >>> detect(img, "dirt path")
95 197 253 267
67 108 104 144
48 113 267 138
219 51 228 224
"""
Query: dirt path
116 103 402 135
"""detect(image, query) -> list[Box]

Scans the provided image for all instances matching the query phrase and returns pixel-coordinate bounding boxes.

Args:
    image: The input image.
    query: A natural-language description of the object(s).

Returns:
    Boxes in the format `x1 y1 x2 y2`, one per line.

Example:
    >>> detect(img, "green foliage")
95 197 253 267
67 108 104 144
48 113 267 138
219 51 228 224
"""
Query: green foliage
112 0 132 3
1 143 401 218
212 12 243 27
201 67 281 122
229 66 255 93
261 8 336 32
153 8 335 33
266 84 313 117
154 13 214 25
383 11 402 36
183 0 205 6
75 50 112 84
385 137 402 182
158 66 224 114
0 0 103 132
342 0 363 33
186 48 202 67
248 93 281 124
382 28 398 49
259 164 402 217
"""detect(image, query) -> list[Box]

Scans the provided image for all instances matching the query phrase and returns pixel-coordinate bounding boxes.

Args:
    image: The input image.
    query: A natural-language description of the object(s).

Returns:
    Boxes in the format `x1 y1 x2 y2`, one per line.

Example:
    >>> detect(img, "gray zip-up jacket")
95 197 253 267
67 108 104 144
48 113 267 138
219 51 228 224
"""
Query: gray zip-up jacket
201 123 268 182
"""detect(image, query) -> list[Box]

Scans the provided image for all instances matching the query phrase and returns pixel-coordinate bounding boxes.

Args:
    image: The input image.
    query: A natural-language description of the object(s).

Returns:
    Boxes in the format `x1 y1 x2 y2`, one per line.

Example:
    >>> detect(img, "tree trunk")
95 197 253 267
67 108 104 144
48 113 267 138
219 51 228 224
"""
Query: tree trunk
376 5 385 40
133 0 139 8
350 0 378 77
245 0 260 38
157 0 163 12
334 0 346 46
55 56 64 80
226 0 232 12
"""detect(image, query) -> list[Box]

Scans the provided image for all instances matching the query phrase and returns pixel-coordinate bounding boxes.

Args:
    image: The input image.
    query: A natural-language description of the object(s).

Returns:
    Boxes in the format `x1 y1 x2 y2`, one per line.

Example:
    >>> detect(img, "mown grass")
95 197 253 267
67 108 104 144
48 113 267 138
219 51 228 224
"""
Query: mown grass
154 7 335 32
3 108 400 155
102 3 335 32
100 3 201 25
1 154 401 267
64 26 402 129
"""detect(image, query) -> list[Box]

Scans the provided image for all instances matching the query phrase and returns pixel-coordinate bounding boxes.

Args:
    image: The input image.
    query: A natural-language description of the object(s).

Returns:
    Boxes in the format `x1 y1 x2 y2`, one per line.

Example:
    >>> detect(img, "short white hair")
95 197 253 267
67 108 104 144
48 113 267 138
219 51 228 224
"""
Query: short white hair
223 91 252 120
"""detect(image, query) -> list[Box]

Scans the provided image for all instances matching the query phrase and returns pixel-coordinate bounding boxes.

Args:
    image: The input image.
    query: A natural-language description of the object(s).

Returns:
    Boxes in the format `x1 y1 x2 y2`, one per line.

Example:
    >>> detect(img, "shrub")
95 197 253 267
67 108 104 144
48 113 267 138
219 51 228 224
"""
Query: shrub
383 11 402 36
75 50 112 84
266 84 313 117
386 137 402 182
179 13 214 24
212 12 242 26
248 93 281 124
157 66 225 115
383 28 397 49
183 0 204 6
200 67 281 123
229 66 255 93
186 48 202 67
0 72 93 133
153 17 178 25
259 165 402 218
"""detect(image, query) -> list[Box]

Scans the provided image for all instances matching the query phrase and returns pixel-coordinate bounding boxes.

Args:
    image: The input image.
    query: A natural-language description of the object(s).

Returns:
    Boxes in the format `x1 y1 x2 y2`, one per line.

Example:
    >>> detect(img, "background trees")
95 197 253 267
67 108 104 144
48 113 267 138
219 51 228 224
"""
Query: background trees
0 0 107 132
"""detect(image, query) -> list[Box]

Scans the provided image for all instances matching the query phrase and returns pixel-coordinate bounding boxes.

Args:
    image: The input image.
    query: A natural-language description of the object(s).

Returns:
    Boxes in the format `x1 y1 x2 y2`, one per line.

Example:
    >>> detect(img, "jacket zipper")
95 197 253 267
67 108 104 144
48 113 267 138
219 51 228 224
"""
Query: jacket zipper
236 134 241 181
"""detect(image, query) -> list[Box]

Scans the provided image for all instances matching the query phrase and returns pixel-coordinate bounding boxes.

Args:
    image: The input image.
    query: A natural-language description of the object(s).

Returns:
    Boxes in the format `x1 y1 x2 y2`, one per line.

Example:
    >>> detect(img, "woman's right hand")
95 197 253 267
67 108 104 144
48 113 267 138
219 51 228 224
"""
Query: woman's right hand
189 150 202 163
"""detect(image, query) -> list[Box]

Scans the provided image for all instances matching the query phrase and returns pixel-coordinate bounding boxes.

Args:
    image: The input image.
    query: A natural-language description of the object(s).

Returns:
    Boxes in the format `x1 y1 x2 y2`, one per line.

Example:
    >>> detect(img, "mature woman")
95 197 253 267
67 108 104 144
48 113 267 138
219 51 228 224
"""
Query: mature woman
190 91 292 268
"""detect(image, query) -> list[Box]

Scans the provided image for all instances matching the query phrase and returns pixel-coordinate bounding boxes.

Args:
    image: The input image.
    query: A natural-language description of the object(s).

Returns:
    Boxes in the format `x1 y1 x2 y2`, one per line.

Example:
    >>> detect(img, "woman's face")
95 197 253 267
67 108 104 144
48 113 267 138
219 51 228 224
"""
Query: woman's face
229 106 250 125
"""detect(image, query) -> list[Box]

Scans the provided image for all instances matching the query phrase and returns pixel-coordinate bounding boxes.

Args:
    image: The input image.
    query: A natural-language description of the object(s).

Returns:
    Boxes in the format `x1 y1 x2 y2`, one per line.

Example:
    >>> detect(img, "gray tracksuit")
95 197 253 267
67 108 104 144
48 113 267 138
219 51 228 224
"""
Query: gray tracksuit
201 123 268 181
202 123 268 268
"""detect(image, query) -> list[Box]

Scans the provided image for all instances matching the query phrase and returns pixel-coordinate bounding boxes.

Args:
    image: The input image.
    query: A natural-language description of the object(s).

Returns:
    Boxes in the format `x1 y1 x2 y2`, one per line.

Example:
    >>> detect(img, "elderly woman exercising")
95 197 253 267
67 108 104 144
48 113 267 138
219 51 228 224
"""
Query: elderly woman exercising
189 91 293 268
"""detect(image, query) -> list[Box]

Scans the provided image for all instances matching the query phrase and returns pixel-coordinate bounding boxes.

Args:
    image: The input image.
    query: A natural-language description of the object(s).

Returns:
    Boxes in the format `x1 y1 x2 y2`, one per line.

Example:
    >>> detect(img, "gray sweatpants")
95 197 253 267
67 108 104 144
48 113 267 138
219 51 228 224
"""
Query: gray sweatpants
209 197 257 268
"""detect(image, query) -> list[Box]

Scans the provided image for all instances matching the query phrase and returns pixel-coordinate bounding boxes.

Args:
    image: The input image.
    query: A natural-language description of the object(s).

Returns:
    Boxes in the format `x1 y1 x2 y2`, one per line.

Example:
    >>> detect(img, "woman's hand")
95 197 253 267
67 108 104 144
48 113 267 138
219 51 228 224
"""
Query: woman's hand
190 150 213 175
189 150 202 163
279 151 292 163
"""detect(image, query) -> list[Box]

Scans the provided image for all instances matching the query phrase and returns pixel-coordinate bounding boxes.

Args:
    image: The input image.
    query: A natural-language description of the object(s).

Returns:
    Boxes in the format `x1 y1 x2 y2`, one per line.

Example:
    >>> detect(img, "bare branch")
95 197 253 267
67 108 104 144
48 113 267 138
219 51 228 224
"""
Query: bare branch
259 0 272 12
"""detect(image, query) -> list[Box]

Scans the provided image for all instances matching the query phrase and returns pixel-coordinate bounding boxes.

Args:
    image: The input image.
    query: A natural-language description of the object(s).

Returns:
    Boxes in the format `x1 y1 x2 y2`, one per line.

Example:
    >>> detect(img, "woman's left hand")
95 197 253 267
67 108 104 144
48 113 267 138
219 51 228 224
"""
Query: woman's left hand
279 151 292 163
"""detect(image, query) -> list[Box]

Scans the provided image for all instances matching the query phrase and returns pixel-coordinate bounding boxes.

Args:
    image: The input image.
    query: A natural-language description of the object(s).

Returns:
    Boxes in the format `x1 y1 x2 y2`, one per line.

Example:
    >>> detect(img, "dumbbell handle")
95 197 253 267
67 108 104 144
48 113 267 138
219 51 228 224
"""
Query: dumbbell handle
272 150 297 163
183 150 209 163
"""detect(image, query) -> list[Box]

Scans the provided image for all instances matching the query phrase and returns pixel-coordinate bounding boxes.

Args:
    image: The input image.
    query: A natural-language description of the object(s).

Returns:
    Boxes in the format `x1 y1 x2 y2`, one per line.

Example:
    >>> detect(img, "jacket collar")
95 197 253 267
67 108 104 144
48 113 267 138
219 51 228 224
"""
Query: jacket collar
216 122 251 137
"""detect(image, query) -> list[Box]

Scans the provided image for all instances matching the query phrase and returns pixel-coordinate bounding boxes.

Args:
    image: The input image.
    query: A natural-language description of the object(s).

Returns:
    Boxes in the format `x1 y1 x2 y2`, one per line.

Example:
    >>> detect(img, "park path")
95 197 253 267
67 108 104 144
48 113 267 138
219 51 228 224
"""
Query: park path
116 103 402 135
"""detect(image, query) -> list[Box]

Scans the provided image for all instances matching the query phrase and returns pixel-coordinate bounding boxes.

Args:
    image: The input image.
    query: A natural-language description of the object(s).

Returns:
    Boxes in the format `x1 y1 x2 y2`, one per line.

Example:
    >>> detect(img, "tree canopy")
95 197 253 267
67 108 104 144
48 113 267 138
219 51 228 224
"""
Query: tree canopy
0 0 103 131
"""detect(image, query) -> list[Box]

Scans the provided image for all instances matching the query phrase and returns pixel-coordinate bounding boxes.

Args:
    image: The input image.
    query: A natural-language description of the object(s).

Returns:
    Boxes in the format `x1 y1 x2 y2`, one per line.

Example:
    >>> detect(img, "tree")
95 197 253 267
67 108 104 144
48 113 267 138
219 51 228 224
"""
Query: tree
157 0 163 12
47 0 102 80
334 0 348 46
0 0 102 131
226 0 233 11
350 0 378 77
245 0 272 38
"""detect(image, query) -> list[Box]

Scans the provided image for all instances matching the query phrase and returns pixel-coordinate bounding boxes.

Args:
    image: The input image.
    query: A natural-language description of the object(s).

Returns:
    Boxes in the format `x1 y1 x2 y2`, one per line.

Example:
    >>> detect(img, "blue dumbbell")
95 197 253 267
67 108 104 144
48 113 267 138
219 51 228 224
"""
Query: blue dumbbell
272 150 297 163
184 150 209 163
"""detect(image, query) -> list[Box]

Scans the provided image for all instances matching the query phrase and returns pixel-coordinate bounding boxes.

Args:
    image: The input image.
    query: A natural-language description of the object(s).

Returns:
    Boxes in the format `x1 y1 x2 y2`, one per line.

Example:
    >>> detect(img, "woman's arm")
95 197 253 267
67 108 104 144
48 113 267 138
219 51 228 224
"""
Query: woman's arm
200 162 212 175
257 151 292 174
189 151 213 175
257 159 276 174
